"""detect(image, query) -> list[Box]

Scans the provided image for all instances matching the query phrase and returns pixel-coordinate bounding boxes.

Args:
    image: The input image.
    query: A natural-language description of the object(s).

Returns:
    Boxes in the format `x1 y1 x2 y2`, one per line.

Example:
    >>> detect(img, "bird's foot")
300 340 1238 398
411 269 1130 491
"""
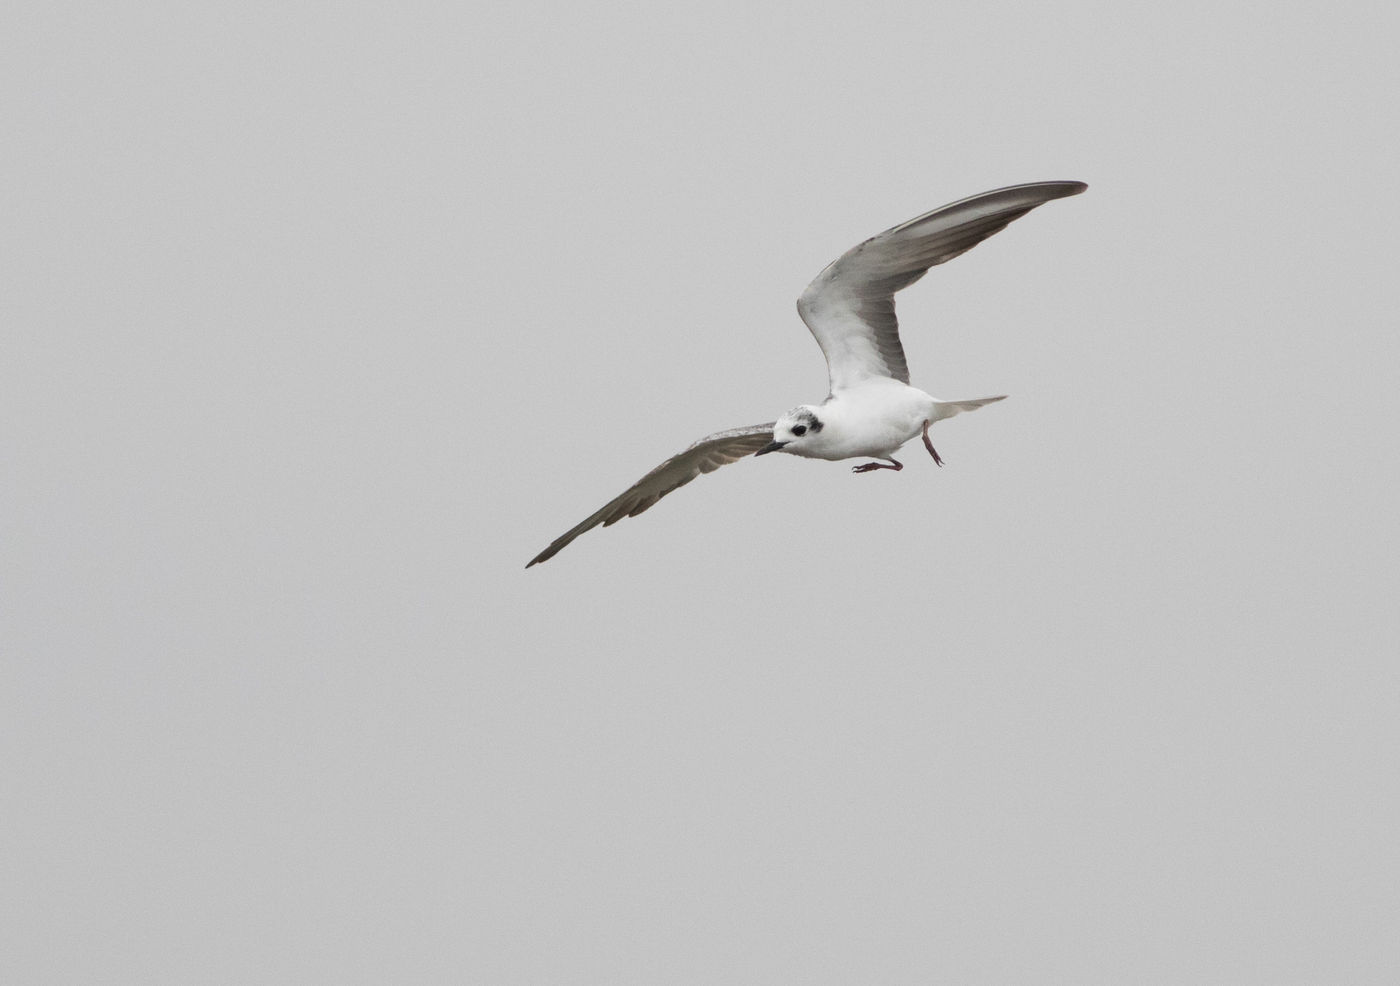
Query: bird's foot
852 458 903 473
921 420 944 467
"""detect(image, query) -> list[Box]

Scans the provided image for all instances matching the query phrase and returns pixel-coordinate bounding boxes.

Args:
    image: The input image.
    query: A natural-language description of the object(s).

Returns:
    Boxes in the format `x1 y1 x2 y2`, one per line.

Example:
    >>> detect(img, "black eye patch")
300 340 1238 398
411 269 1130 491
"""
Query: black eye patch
791 424 807 436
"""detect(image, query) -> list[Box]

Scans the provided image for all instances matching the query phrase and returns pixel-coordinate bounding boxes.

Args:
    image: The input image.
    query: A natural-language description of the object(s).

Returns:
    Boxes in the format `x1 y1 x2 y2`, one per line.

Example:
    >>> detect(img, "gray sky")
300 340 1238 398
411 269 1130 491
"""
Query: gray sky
5 1 1399 983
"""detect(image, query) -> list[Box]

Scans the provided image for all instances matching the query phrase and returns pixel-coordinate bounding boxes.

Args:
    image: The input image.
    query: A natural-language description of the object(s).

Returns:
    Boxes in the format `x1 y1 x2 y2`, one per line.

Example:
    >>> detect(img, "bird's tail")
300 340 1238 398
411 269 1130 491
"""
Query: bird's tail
930 394 1007 421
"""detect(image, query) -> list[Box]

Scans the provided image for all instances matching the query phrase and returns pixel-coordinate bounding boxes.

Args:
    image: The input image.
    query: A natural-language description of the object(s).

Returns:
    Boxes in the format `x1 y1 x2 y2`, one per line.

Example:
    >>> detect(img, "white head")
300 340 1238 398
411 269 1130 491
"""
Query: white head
755 406 825 457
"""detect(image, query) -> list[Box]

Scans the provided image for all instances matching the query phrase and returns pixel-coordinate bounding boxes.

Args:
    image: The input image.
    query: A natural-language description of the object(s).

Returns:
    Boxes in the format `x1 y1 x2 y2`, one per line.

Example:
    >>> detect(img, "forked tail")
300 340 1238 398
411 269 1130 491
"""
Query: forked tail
930 394 1007 421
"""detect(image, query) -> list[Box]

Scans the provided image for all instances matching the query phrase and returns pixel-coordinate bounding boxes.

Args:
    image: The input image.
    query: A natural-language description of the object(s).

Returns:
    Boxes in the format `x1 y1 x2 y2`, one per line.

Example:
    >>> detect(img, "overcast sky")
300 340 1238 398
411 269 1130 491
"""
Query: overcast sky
5 1 1399 983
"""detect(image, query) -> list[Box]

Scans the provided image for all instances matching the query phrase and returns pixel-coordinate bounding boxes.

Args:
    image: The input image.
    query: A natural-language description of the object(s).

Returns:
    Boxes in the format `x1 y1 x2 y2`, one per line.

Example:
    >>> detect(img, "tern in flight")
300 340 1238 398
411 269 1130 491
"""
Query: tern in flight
526 180 1087 567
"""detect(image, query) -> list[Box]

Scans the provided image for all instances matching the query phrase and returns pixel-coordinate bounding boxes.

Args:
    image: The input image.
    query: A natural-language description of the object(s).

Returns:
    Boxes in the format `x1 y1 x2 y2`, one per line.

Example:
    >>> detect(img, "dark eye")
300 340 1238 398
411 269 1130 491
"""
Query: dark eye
791 425 807 436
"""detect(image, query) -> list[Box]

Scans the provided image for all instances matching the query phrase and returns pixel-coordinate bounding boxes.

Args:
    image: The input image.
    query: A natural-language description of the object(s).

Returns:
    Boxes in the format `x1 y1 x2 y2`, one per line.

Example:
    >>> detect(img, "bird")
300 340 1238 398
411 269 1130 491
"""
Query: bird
526 180 1087 567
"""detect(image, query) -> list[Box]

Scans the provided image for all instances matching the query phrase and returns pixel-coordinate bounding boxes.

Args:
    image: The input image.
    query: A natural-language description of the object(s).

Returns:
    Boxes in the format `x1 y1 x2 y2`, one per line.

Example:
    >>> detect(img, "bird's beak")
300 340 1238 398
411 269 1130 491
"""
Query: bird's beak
755 441 786 456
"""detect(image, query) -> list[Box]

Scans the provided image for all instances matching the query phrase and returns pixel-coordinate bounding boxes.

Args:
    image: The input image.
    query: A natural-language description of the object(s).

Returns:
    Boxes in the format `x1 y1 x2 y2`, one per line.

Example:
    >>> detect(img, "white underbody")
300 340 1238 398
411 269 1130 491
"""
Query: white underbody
790 378 953 461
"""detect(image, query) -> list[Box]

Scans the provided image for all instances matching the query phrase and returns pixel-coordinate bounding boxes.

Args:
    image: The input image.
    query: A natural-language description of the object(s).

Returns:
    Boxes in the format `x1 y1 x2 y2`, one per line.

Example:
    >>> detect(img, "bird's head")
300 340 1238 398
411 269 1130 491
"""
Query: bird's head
756 406 824 456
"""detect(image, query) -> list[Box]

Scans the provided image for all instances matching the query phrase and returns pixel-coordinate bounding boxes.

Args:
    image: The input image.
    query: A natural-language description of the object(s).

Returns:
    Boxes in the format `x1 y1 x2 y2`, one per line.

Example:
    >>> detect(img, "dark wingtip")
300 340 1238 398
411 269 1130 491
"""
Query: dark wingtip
1028 180 1087 199
1025 180 1087 200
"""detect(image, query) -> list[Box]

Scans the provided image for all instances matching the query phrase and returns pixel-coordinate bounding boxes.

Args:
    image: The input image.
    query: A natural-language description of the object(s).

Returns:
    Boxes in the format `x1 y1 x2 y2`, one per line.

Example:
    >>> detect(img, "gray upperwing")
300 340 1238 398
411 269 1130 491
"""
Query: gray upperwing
526 423 776 567
797 181 1088 393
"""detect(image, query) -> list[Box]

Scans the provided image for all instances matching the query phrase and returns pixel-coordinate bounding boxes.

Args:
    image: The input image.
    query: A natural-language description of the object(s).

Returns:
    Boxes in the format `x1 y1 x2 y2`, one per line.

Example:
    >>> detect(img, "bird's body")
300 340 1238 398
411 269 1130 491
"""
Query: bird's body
793 380 934 461
777 380 1002 462
526 180 1087 567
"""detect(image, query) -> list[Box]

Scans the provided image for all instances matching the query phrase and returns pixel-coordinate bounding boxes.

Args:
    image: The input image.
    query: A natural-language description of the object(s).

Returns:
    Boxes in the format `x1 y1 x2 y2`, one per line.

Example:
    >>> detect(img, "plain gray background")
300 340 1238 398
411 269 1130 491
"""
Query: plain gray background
5 1 1398 983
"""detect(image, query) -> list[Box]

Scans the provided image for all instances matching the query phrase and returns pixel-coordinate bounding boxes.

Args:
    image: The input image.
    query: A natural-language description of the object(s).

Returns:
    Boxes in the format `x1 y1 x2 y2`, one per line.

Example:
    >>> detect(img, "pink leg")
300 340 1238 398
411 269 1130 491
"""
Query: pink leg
852 457 903 474
921 420 943 467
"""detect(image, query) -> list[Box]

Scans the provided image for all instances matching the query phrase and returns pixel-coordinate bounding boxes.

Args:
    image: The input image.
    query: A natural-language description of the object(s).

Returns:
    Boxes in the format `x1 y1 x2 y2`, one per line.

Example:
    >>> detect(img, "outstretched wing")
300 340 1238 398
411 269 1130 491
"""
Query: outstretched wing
526 423 776 567
797 181 1087 394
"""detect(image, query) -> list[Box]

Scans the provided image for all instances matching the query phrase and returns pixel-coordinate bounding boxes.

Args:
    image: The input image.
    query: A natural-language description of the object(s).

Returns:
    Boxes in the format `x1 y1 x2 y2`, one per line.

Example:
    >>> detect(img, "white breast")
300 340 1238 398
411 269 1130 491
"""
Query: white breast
803 381 936 461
